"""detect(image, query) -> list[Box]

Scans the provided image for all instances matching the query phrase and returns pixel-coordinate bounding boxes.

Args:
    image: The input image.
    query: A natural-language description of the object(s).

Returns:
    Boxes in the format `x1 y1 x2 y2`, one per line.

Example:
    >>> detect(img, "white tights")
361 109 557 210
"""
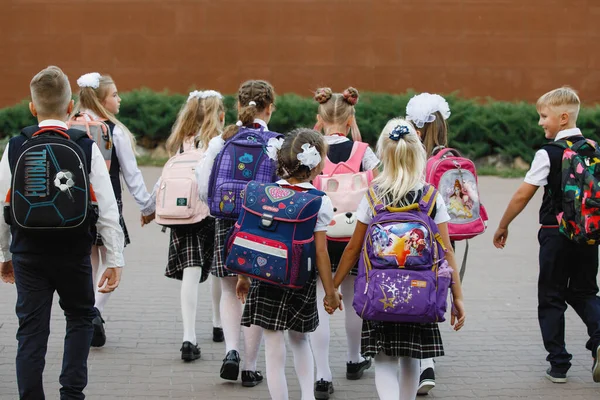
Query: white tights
181 267 202 344
219 276 262 370
91 245 111 314
210 275 222 328
374 354 420 400
264 329 315 400
310 275 364 381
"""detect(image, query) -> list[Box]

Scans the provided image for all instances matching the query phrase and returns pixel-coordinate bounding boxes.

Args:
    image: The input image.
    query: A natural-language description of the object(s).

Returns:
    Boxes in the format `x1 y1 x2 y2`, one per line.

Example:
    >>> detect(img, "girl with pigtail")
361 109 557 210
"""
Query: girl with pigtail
310 87 380 399
236 128 342 400
196 80 279 387
72 72 155 348
143 90 226 360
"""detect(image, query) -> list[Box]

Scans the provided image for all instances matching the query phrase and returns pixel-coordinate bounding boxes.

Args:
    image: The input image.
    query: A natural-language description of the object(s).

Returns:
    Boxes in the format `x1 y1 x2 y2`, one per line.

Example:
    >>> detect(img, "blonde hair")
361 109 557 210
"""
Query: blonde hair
30 66 72 117
536 86 581 121
276 128 327 181
222 80 275 140
411 111 448 157
166 95 224 155
373 118 427 206
314 87 360 141
71 74 137 153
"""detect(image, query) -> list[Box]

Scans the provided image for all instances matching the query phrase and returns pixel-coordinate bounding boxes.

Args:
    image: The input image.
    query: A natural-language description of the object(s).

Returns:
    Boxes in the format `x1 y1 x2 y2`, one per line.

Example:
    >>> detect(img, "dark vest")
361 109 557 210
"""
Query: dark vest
105 121 122 201
539 135 586 225
327 139 364 171
7 125 95 258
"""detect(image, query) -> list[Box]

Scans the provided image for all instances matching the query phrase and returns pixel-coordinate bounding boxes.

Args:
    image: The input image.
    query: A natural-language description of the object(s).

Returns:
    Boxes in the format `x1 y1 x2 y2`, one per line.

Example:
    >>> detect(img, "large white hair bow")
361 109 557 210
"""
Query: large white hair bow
77 72 101 89
266 137 284 161
297 143 322 169
406 93 451 128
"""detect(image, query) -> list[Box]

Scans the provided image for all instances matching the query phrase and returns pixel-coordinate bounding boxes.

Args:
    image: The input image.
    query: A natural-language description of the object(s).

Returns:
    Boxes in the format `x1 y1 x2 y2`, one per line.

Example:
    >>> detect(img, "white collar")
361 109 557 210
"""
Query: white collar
254 118 268 130
324 135 349 144
38 119 68 129
276 179 316 189
555 128 582 141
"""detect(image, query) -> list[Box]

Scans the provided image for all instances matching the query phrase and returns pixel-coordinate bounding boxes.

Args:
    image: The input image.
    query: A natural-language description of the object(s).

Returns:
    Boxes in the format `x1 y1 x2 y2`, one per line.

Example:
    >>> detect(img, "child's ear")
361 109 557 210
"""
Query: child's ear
416 129 423 138
219 111 225 123
67 99 74 115
29 102 37 117
560 111 570 126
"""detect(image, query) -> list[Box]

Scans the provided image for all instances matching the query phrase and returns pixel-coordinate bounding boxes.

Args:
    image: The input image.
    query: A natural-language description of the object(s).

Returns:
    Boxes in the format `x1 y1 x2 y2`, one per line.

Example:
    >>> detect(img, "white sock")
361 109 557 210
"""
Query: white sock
341 276 364 364
91 245 111 314
264 329 289 400
309 276 332 381
181 267 202 344
210 275 222 328
242 324 263 371
220 276 242 353
399 357 420 400
375 353 399 400
289 331 316 400
420 357 435 373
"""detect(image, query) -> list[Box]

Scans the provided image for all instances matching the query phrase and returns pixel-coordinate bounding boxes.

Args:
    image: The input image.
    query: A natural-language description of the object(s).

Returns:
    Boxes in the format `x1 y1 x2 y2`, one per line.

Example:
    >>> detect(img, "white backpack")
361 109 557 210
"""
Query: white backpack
155 145 210 227
313 142 373 241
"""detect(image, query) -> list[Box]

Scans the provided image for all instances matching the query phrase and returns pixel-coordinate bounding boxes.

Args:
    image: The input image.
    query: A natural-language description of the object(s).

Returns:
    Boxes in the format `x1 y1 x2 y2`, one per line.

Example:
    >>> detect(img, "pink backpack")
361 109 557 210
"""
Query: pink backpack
67 112 113 169
313 142 374 241
155 146 210 227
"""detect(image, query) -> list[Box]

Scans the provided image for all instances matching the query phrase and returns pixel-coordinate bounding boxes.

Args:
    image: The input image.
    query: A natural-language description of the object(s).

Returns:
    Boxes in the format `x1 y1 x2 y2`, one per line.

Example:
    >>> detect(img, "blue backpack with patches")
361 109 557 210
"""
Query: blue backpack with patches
225 181 323 289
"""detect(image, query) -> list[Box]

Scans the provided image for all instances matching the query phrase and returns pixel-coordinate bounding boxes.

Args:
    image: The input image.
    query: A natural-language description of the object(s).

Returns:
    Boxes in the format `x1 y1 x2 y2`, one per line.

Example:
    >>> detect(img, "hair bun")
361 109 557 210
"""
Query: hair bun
342 87 359 106
314 87 333 104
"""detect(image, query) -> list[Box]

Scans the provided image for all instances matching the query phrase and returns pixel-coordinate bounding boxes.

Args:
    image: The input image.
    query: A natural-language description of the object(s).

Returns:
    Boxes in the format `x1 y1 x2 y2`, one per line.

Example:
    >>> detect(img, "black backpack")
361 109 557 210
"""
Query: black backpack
5 127 97 230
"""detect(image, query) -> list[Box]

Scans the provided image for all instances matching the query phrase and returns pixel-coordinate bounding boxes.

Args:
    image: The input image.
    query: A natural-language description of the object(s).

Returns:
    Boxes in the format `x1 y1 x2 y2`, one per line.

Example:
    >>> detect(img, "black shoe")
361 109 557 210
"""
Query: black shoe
545 367 567 383
314 379 334 400
91 309 106 347
593 344 600 383
180 341 201 361
241 370 263 387
213 327 224 343
220 350 240 381
417 367 435 395
346 357 372 380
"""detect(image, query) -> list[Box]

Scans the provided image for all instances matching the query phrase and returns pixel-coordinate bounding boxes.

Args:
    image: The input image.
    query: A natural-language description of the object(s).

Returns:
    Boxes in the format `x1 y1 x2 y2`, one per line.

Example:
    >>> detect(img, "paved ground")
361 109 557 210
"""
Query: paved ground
1 168 600 400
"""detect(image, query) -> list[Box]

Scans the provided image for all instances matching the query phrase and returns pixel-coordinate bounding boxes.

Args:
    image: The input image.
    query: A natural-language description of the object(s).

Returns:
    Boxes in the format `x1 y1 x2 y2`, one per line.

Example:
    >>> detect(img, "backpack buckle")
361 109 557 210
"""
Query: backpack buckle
261 213 274 228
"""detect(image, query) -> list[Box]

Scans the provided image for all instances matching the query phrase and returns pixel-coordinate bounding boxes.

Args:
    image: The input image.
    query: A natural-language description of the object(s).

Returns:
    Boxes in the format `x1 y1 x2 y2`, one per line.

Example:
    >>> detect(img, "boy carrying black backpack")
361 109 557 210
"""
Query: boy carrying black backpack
0 66 124 399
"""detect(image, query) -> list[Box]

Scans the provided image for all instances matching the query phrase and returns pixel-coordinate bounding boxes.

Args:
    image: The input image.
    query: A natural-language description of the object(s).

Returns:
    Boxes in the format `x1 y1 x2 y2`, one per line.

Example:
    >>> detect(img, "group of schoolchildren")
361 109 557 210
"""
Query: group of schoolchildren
0 65 598 400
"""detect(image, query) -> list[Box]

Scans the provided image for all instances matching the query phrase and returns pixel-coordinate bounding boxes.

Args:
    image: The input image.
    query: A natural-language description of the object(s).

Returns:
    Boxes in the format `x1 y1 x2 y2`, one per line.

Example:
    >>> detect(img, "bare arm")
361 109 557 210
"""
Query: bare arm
493 182 539 249
333 222 368 288
438 222 465 331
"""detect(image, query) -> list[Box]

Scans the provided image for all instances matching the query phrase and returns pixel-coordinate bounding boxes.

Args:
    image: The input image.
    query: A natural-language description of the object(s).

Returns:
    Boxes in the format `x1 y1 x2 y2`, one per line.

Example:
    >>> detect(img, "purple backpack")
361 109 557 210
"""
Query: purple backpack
207 126 282 220
353 185 452 323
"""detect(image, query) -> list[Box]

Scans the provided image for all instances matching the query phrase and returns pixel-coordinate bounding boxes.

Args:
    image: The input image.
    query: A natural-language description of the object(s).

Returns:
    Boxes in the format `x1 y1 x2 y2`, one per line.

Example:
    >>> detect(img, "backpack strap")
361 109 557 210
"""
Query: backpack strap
417 184 438 217
345 142 369 171
431 147 462 161
366 187 385 217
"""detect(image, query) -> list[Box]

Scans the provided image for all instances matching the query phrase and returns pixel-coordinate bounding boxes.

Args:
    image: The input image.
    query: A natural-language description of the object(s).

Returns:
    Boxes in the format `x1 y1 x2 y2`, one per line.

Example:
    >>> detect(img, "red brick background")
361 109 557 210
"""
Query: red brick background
1 0 599 107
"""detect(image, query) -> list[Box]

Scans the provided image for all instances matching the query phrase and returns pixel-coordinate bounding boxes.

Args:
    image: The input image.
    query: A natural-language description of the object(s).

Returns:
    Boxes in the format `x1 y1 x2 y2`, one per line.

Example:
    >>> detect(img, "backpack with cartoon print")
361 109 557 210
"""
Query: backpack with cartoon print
548 138 600 244
207 126 282 220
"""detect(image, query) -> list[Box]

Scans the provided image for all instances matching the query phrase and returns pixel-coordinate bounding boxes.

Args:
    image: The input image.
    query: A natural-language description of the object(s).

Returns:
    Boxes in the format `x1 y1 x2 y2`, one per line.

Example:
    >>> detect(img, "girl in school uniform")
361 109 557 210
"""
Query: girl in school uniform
236 128 343 400
73 72 155 347
310 87 379 399
332 118 466 400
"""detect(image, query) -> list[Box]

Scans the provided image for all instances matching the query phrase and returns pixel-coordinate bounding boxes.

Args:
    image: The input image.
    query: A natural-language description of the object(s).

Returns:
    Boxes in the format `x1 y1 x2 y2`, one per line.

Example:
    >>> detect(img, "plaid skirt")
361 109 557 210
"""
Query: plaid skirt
211 218 237 278
93 199 130 247
165 217 216 282
328 240 358 276
241 275 319 333
361 320 444 359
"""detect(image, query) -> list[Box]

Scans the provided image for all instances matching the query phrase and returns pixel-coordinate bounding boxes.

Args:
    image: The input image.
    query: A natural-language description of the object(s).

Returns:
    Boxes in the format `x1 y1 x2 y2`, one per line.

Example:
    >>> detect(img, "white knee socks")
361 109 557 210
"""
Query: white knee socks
91 245 111 314
181 267 202 344
310 276 332 381
375 353 420 400
264 330 316 400
210 275 222 328
341 276 364 364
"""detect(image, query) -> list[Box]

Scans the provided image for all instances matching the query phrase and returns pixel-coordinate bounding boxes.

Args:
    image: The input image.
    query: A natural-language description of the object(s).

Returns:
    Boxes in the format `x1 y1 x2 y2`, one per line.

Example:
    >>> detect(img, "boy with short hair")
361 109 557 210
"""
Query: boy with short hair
493 87 600 384
0 65 125 399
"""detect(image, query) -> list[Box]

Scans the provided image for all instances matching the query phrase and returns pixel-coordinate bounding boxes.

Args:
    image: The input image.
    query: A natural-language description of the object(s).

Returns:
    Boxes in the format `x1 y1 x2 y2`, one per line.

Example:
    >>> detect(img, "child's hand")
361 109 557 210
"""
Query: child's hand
98 267 122 293
451 298 466 331
493 227 508 249
0 261 14 284
324 290 343 314
141 212 155 227
236 276 251 304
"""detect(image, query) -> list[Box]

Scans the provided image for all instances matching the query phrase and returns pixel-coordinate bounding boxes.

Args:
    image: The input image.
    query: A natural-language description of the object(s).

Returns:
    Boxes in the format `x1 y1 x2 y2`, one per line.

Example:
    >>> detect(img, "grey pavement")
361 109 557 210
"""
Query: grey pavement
1 168 600 400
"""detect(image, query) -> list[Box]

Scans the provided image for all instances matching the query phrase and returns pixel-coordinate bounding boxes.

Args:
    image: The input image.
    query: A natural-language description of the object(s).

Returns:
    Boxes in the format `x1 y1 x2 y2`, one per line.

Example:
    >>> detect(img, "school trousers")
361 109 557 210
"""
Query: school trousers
538 227 600 373
12 253 96 400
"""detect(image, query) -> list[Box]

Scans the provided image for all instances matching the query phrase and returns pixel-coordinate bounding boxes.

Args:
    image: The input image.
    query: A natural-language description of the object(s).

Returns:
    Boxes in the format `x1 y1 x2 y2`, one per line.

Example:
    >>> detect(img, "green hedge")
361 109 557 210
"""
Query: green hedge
2 90 599 163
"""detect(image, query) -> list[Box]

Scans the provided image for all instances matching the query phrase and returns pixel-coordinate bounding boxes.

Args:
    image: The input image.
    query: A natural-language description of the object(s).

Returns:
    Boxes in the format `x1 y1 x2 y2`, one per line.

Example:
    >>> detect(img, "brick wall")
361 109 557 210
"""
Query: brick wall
1 0 598 107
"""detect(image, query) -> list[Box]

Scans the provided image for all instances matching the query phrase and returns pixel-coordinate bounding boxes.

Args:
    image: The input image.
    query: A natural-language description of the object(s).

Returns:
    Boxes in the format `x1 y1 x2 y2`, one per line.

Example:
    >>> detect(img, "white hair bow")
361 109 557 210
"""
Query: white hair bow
77 73 101 89
406 93 451 128
200 90 223 100
266 137 284 161
297 143 321 170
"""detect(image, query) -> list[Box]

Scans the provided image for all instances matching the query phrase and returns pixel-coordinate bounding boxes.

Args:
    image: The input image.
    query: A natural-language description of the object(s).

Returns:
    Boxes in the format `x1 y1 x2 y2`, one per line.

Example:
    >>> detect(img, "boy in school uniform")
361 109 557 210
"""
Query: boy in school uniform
0 66 125 399
493 87 600 384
